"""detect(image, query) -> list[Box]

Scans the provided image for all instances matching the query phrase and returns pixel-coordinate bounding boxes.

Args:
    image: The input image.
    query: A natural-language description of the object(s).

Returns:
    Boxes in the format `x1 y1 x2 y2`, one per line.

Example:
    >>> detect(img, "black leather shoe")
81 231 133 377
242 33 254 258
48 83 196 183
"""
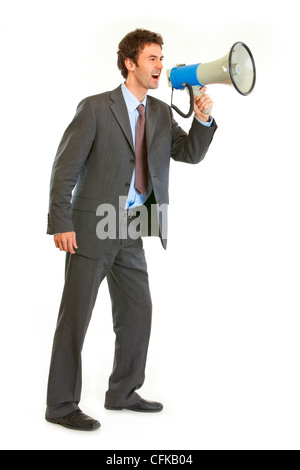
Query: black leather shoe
105 397 163 413
46 410 101 431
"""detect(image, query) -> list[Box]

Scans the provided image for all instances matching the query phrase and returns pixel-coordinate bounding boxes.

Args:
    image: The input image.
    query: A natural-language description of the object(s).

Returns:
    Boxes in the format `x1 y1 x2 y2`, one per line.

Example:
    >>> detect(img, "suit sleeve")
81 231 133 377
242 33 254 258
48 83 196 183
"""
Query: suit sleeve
171 112 217 164
47 99 96 234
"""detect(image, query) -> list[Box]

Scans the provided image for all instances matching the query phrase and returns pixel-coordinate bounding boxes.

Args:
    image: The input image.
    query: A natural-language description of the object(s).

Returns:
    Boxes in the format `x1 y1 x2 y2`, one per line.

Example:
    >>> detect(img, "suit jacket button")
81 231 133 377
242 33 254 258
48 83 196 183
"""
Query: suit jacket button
130 159 135 164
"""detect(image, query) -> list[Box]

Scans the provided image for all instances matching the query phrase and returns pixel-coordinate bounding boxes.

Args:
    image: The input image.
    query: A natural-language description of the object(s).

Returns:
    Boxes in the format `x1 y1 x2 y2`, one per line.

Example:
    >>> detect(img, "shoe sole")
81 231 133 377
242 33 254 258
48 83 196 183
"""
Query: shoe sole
46 417 101 431
104 405 163 413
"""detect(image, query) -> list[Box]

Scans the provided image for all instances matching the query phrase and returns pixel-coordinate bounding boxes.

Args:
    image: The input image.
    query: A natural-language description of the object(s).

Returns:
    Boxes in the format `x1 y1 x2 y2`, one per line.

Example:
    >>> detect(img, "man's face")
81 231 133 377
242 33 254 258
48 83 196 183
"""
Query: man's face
127 43 164 92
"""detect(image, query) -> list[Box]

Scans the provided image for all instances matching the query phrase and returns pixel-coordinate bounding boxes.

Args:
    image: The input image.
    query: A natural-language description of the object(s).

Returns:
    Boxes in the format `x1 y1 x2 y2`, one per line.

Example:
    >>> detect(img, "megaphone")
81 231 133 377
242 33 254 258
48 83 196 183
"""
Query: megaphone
166 42 256 118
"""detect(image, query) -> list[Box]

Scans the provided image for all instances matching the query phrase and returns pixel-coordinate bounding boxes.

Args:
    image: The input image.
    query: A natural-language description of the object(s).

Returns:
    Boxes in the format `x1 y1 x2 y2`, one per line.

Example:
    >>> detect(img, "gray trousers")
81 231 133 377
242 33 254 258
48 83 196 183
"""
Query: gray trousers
46 232 152 419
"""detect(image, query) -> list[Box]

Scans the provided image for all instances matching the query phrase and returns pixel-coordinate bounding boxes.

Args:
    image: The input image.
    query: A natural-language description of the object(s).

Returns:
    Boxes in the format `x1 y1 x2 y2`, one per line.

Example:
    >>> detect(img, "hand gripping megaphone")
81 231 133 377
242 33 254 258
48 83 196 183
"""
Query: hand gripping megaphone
166 42 256 118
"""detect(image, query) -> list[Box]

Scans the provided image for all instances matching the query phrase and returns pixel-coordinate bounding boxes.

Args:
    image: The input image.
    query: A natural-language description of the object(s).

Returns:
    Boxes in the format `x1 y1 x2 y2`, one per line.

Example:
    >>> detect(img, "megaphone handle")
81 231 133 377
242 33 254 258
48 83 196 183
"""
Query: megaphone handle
192 86 211 115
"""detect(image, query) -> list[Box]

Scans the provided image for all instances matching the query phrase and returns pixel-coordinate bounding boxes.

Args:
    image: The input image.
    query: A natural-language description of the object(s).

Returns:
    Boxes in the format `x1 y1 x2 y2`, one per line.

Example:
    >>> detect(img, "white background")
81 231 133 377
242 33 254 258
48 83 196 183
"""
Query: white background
1 0 299 450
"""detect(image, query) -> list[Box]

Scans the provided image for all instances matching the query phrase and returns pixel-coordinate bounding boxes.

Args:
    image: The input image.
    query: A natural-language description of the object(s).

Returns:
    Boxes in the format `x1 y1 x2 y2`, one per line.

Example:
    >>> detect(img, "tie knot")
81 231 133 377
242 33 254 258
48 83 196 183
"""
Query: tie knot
137 104 145 116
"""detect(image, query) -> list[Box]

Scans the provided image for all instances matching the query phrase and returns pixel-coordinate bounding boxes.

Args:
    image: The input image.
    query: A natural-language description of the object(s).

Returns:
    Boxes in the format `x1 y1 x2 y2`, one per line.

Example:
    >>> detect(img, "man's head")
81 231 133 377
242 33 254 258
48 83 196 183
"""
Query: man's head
117 29 164 79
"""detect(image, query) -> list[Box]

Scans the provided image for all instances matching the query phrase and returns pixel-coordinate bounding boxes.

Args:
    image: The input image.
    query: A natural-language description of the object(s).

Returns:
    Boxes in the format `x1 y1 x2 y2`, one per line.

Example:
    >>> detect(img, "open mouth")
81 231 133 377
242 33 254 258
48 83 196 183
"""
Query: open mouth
152 73 160 80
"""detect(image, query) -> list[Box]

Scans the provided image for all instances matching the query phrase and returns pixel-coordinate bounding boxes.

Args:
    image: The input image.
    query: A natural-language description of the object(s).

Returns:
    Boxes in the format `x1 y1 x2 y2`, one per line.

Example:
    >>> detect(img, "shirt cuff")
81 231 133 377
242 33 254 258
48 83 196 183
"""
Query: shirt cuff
195 115 213 127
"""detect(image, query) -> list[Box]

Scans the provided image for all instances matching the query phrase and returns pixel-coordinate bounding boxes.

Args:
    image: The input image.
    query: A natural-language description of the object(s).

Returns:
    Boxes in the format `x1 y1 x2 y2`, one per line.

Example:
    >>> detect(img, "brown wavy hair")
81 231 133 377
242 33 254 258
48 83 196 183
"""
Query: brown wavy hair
117 29 164 79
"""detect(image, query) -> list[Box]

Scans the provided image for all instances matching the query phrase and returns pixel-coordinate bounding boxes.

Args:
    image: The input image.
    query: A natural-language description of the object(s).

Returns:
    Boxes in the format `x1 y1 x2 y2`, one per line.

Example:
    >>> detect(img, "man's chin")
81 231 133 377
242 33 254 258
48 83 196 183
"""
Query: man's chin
149 81 160 89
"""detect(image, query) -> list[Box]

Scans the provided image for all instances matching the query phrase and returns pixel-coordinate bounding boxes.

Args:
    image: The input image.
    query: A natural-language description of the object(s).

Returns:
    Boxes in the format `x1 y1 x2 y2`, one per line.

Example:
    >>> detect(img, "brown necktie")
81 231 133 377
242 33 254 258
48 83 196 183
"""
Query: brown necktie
134 104 148 195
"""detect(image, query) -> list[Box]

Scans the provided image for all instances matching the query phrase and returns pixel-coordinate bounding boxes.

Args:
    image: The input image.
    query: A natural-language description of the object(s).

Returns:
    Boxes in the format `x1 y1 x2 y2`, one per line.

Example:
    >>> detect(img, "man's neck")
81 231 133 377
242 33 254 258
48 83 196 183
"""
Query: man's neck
124 81 147 103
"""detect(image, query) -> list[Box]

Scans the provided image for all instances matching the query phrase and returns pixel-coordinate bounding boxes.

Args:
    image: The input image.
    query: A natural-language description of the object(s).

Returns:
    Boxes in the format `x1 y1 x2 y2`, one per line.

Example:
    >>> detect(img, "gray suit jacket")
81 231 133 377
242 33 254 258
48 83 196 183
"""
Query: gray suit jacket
47 85 217 257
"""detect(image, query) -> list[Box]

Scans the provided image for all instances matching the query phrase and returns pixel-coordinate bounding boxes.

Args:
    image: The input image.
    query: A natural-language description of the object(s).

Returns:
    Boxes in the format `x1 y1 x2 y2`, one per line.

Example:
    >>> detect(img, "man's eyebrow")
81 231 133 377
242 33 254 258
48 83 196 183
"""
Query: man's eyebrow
148 54 164 59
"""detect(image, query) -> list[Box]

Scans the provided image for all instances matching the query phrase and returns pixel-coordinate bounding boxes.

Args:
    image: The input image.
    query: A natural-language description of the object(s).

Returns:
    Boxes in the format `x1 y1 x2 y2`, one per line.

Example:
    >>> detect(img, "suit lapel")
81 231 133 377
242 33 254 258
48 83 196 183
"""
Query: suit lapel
110 86 134 152
145 96 160 153
109 87 160 154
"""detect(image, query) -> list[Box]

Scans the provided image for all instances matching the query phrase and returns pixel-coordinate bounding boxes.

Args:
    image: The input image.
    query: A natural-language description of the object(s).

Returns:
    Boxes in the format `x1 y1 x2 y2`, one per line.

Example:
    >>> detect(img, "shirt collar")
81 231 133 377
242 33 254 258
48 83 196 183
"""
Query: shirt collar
121 82 147 113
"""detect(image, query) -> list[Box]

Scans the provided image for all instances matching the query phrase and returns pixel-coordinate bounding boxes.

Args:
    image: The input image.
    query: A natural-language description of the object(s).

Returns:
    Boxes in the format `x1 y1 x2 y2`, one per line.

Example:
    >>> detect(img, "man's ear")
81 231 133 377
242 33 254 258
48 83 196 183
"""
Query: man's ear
124 58 135 73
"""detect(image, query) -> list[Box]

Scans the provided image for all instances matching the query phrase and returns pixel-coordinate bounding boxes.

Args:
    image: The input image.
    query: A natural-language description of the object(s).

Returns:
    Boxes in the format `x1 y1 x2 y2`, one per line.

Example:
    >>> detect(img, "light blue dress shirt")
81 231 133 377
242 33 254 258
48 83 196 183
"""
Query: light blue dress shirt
121 83 213 209
121 83 152 209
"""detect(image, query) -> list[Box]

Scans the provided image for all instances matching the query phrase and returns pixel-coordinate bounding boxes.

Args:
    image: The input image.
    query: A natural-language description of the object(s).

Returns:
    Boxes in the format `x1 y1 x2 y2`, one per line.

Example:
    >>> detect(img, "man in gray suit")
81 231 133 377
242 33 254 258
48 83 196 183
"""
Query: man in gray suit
46 29 217 431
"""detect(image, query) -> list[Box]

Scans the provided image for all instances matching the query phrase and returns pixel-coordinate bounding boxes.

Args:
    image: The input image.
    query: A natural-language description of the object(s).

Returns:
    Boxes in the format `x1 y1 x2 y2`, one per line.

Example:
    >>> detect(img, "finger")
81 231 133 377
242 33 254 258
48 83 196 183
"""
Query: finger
197 95 210 106
194 101 207 114
195 94 208 109
55 237 64 251
61 238 69 252
202 99 213 112
56 240 64 251
67 239 75 254
198 97 213 113
66 235 77 254
72 233 78 250
66 233 78 254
